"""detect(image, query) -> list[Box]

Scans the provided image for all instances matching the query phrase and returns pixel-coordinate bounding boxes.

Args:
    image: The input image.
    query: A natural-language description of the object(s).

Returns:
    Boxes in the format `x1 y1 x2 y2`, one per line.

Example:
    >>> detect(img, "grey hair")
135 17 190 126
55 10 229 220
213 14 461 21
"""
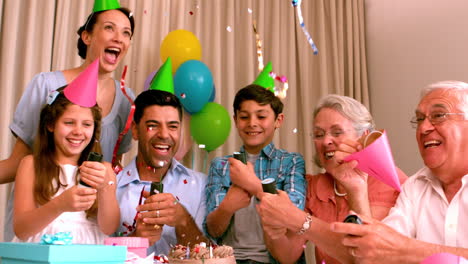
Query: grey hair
313 94 375 136
421 81 468 114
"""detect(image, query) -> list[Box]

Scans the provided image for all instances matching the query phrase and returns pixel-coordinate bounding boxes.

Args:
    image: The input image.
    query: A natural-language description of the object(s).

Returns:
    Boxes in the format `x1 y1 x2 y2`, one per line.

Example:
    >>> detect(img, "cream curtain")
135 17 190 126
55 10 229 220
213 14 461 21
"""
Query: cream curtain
0 0 368 250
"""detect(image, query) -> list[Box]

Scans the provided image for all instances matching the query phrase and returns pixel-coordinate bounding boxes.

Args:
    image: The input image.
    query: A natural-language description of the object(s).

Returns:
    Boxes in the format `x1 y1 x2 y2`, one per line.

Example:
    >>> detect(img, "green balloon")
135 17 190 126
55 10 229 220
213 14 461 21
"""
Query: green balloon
190 102 231 152
149 57 174 94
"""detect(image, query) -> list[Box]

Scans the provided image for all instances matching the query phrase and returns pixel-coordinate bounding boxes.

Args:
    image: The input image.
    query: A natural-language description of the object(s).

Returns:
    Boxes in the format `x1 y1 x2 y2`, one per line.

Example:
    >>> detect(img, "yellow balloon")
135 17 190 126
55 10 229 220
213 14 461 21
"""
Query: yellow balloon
160 30 202 74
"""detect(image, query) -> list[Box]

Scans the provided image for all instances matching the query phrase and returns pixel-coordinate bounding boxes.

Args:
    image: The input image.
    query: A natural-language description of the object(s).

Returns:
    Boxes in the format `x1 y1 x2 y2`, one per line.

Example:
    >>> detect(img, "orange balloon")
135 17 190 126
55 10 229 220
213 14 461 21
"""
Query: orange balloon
160 30 202 74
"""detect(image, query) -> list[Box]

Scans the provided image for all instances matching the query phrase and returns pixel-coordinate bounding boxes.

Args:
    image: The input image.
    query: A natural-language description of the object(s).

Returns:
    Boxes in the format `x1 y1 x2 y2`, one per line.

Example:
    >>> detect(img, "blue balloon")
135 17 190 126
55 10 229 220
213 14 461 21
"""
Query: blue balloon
209 85 216 102
174 60 213 113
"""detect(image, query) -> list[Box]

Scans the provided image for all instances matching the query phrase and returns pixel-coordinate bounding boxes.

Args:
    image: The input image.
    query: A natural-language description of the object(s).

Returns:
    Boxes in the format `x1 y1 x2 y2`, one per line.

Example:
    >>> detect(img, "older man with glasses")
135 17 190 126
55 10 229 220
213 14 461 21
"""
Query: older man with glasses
332 80 468 263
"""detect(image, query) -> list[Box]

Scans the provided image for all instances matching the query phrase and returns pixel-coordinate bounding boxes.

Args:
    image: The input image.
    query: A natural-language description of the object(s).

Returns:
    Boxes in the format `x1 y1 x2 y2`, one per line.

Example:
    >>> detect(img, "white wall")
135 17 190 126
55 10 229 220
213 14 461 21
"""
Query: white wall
365 0 468 175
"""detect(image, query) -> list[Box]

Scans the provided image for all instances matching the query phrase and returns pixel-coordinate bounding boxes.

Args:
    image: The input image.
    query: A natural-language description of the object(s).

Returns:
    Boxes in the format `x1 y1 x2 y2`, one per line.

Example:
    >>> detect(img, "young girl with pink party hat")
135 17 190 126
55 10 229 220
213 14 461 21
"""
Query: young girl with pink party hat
2 0 135 243
12 60 119 244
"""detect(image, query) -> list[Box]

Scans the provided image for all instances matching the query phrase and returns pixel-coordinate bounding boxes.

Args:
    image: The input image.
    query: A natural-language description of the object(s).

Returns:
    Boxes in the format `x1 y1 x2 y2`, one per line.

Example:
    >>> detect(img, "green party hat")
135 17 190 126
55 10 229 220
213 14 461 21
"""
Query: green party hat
253 61 275 93
149 57 174 94
93 0 120 12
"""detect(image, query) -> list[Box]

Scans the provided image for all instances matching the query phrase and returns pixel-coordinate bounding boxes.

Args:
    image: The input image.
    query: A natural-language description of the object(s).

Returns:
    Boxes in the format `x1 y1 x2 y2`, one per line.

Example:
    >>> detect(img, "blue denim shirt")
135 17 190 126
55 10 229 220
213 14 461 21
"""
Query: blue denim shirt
205 143 306 263
206 143 306 216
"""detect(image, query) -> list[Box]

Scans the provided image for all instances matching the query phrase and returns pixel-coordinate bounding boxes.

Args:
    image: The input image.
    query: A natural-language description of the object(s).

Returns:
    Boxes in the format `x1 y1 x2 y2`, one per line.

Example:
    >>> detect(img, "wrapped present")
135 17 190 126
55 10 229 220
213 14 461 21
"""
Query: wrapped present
105 237 149 258
0 242 126 264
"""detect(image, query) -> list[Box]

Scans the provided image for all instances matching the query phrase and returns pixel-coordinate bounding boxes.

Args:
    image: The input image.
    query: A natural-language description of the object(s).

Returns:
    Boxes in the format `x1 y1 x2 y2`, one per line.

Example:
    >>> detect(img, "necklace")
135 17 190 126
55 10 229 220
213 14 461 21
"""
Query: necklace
334 181 347 197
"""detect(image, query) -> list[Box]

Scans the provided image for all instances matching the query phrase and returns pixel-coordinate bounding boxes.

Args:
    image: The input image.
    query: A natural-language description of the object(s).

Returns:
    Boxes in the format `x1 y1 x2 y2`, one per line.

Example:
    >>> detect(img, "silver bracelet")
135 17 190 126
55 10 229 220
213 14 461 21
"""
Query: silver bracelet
297 213 312 235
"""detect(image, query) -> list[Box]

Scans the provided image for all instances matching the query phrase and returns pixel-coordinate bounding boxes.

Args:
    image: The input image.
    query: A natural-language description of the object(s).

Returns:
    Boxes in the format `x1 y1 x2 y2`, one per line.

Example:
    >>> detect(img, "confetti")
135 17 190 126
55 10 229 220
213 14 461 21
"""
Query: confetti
302 244 307 249
189 11 193 15
127 171 131 176
253 20 264 72
180 93 186 99
226 26 232 32
293 128 298 133
183 179 188 184
199 144 206 149
248 8 252 13
292 0 318 54
158 161 165 167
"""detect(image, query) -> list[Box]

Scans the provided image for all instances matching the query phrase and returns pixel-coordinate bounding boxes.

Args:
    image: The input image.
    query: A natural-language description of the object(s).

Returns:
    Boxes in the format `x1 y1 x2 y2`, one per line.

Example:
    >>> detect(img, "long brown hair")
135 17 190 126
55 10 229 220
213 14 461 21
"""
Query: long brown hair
33 88 102 218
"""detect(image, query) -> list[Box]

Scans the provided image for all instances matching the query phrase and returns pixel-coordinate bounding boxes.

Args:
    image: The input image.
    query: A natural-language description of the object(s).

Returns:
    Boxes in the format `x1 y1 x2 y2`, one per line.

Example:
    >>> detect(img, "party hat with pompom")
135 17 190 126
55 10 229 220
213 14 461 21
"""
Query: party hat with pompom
64 59 99 107
253 61 275 93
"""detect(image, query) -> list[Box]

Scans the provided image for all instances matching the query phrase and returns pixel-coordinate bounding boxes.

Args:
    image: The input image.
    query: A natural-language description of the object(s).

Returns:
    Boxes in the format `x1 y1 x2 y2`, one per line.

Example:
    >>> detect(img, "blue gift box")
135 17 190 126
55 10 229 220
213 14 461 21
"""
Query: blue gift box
0 242 127 264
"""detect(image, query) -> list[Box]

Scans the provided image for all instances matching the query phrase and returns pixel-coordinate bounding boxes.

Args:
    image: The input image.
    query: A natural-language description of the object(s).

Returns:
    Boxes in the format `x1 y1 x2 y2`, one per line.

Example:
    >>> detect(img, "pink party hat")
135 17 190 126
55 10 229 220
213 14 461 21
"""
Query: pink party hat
64 59 99 107
421 253 467 264
343 130 402 191
93 0 120 12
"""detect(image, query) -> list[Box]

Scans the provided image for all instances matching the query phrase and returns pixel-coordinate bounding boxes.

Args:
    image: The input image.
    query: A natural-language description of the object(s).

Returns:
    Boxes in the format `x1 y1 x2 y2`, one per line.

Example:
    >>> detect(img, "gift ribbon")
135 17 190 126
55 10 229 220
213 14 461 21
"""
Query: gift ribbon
40 232 73 245
111 65 135 174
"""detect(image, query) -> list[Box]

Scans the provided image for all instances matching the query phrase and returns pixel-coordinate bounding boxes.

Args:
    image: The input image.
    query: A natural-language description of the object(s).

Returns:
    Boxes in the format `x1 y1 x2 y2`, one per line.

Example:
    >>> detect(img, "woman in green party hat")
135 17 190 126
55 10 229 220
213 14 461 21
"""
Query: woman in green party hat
1 0 136 242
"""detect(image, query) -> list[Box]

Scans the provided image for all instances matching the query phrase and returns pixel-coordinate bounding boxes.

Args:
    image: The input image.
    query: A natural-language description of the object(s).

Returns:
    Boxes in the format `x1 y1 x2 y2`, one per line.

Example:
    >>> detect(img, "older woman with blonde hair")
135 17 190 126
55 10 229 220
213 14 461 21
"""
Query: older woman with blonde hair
257 94 407 264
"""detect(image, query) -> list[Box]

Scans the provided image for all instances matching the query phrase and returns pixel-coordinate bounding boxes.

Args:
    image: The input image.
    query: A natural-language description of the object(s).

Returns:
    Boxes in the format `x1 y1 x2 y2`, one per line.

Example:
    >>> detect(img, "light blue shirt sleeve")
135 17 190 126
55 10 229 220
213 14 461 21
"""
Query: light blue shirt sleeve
281 152 306 210
10 71 67 147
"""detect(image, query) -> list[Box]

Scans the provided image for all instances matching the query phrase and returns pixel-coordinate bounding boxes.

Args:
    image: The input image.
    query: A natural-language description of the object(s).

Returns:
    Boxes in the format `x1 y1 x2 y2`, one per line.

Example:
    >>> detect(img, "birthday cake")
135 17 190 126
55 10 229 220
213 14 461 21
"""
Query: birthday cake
168 243 236 264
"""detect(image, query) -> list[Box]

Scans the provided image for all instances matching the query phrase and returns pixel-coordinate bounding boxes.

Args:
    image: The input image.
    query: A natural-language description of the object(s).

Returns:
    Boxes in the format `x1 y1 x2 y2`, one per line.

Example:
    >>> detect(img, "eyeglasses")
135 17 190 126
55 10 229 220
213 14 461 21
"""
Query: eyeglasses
410 112 465 128
312 128 351 140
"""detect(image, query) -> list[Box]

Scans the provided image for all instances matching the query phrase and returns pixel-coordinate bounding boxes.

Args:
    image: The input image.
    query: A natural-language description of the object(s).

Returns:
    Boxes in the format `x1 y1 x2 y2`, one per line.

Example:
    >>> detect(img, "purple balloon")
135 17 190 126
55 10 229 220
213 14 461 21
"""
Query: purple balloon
144 70 157 91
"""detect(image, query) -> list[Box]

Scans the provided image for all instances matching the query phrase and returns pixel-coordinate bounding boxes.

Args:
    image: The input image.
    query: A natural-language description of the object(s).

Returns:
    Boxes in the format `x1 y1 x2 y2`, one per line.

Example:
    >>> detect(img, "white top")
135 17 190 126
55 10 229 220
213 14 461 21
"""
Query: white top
12 164 108 244
383 166 468 247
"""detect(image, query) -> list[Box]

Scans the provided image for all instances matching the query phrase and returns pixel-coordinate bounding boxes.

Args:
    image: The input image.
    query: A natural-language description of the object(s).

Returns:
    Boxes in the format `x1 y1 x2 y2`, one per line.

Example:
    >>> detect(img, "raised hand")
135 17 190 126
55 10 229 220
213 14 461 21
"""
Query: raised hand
219 185 252 214
79 161 109 190
228 157 261 196
330 138 368 194
257 190 300 228
134 215 163 245
55 185 97 212
137 191 183 227
331 214 413 264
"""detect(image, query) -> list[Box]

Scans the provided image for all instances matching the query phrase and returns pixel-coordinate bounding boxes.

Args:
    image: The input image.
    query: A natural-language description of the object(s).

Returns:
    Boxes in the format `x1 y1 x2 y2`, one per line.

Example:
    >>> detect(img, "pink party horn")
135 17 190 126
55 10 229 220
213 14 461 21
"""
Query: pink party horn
343 130 401 191
421 253 467 264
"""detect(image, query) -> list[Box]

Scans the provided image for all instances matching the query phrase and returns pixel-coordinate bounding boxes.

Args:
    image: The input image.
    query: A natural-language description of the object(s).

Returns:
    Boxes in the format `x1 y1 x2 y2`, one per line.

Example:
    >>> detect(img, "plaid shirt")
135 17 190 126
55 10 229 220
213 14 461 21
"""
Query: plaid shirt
206 143 306 216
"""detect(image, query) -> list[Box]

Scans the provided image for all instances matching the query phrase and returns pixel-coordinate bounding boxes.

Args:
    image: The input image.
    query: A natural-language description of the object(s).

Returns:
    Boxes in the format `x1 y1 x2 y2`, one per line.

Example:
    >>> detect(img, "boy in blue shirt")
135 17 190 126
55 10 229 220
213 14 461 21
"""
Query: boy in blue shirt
205 84 306 263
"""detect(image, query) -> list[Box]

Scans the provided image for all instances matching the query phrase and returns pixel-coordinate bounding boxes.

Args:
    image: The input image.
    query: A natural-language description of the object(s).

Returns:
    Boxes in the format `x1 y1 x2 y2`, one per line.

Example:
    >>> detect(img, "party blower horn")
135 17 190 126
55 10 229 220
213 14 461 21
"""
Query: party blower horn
343 130 402 191
149 57 174 94
64 59 99 107
420 253 468 264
